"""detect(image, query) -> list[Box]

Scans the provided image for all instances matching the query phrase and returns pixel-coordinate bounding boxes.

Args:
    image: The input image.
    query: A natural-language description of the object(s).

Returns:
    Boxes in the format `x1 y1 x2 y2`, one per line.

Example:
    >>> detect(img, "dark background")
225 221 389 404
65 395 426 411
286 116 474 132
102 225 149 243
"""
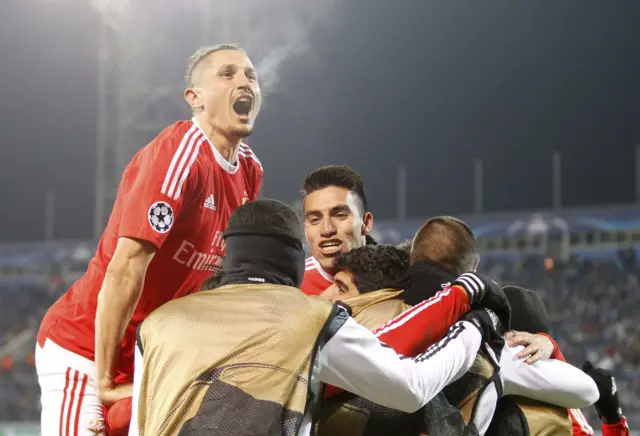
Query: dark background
1 0 639 242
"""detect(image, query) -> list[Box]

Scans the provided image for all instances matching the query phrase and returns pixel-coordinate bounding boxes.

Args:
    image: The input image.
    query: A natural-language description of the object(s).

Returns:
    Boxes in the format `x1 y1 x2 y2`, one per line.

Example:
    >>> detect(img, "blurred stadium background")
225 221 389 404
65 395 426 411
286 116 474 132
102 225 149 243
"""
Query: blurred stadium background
2 0 640 434
1 206 639 434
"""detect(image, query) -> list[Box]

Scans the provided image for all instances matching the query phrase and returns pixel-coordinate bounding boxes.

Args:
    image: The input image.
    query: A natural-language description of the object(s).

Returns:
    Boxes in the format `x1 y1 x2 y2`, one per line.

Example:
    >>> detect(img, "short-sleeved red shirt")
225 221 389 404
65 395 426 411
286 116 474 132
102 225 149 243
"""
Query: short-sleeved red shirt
37 119 263 379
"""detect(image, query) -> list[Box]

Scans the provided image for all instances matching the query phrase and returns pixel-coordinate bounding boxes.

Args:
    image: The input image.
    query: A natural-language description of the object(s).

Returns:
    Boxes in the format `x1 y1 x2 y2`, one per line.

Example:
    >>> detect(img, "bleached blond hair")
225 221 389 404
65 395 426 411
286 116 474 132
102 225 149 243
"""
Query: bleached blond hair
184 44 247 87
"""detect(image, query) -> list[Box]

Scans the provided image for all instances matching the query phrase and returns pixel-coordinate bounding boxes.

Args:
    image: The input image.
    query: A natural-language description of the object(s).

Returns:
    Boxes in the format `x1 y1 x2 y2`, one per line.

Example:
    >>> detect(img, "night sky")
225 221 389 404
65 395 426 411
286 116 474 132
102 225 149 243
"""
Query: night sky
1 0 639 242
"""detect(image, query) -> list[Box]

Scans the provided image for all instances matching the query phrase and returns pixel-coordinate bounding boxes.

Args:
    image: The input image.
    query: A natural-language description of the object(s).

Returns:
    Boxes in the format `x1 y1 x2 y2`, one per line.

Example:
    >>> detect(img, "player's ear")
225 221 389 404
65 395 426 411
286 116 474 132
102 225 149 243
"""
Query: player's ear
362 212 373 235
471 254 480 272
184 87 204 111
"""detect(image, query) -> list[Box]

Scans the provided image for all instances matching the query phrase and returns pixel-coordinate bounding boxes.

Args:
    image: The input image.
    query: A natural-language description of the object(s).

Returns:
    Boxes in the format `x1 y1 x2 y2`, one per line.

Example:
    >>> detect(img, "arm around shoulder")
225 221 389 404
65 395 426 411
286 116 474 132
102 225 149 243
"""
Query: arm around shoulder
500 345 599 409
316 316 482 413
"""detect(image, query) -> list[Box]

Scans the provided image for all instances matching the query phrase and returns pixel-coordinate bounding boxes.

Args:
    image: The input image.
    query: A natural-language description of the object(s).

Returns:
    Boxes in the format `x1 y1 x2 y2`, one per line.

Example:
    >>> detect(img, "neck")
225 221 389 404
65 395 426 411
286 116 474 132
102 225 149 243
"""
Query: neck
195 113 241 161
220 230 306 288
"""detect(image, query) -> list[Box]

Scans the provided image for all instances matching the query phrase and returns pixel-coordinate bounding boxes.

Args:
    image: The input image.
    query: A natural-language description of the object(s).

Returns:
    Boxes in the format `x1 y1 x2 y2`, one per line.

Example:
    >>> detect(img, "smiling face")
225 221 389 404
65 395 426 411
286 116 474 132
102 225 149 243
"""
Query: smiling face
303 186 373 274
184 48 262 139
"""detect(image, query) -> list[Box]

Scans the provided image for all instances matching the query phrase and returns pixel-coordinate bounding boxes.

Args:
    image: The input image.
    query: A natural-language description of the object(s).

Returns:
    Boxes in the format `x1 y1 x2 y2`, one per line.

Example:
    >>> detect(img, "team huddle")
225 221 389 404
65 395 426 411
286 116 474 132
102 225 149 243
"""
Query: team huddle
34 45 630 436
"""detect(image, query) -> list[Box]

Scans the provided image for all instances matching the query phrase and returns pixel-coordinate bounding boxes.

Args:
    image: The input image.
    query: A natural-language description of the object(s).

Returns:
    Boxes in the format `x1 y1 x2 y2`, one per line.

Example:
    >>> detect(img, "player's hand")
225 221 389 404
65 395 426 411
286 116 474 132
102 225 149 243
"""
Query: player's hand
452 273 511 331
582 361 623 424
462 308 505 347
97 378 133 407
505 331 554 364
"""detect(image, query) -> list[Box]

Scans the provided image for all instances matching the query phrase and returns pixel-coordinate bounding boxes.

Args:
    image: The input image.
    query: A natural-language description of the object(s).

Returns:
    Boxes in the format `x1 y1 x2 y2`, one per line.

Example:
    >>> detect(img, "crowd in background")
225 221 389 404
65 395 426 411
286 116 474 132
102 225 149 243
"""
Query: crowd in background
483 249 640 427
0 276 63 421
0 244 638 428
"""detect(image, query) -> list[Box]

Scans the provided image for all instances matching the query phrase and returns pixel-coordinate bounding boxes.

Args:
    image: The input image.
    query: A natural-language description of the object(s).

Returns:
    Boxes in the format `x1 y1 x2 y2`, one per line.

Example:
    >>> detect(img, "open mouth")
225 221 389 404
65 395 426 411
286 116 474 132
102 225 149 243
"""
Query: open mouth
319 240 343 255
233 95 253 117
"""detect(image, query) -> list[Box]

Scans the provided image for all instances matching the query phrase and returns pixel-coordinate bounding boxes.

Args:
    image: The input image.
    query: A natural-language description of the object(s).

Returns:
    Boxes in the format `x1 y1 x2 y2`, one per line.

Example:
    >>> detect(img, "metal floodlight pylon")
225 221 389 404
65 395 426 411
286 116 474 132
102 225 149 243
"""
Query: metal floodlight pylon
93 2 214 239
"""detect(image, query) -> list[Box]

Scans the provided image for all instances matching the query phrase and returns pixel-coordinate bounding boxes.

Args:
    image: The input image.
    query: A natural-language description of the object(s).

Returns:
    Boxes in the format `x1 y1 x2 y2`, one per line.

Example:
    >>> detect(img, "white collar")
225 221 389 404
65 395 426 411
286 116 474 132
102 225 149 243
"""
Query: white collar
311 256 334 283
192 117 240 174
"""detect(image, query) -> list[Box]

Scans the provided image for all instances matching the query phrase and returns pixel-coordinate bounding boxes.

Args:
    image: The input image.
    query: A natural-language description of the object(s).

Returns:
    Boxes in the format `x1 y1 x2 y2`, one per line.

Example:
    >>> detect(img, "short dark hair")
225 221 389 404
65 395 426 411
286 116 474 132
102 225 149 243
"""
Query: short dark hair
333 245 410 294
227 199 303 241
395 239 413 254
301 165 368 214
410 216 478 276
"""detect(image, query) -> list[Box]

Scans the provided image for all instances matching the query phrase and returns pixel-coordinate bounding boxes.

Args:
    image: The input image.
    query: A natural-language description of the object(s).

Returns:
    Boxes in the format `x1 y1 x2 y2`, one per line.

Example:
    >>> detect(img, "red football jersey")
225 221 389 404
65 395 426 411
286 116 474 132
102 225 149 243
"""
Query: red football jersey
300 256 334 296
37 119 263 379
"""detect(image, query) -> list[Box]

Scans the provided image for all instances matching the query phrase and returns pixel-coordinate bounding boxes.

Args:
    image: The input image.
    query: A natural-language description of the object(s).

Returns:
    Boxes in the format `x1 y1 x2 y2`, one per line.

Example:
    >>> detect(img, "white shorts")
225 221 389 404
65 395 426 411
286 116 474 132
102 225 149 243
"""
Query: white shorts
35 339 106 436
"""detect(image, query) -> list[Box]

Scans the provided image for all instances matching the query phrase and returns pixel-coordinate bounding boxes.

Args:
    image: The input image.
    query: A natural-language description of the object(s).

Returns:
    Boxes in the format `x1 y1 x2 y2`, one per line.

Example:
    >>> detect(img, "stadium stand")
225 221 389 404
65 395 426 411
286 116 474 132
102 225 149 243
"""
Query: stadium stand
0 206 638 433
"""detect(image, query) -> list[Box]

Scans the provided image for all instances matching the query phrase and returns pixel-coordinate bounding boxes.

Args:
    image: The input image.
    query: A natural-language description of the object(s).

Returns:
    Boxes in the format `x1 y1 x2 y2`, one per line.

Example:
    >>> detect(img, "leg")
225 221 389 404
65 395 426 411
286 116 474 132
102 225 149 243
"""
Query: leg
36 344 106 436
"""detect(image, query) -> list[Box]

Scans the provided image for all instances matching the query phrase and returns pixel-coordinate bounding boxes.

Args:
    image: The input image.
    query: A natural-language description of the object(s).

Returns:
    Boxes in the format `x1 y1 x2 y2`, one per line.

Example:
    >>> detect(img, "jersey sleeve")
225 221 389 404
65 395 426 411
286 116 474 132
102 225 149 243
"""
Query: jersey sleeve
372 285 471 357
118 125 201 249
500 344 599 409
323 286 470 399
317 316 482 414
570 409 596 435
571 411 631 436
601 417 630 436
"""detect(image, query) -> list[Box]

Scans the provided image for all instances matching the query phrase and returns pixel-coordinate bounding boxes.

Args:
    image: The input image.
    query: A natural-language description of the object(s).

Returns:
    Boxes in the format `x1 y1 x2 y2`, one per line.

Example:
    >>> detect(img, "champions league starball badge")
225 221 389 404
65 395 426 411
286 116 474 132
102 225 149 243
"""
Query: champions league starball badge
148 201 174 233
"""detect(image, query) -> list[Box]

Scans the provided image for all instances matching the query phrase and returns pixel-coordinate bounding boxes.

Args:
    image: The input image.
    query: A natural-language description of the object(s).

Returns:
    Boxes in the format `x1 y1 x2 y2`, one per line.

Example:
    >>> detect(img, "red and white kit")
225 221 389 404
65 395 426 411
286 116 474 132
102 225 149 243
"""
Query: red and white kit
36 118 262 435
300 256 334 296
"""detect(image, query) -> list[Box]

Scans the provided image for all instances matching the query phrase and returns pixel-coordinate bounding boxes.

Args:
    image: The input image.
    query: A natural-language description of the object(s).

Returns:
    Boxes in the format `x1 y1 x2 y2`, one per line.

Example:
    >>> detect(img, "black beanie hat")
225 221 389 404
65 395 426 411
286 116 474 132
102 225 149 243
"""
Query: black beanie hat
502 285 552 334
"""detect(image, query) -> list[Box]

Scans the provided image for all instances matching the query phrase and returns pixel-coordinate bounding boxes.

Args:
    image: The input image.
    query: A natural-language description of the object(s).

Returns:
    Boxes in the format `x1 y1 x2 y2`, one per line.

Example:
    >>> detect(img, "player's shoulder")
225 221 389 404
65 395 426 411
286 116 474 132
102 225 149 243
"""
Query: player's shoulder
135 120 209 173
142 292 190 326
304 256 317 271
303 294 335 315
285 285 334 314
237 141 263 174
304 257 327 279
148 119 198 151
302 257 324 287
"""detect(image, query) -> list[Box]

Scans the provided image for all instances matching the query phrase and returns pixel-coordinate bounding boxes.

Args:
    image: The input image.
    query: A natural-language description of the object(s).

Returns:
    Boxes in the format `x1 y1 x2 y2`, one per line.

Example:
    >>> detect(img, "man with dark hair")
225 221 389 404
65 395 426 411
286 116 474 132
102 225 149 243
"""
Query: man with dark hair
395 239 413 254
129 200 498 436
227 198 305 237
320 245 409 301
300 165 375 296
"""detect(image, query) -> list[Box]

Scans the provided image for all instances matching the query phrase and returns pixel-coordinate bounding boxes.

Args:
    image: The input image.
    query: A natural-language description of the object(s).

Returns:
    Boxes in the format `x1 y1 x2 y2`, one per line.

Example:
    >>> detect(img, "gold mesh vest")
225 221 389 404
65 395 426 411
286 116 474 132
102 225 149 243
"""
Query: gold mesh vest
486 396 573 436
135 283 337 436
316 289 477 436
346 289 409 330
